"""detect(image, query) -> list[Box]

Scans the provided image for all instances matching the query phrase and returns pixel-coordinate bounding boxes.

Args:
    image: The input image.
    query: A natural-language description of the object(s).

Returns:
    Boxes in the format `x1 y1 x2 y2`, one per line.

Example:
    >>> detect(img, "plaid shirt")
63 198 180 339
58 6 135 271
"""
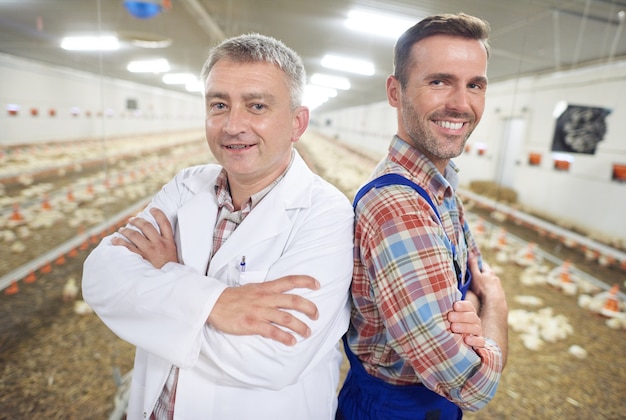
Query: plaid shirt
152 160 290 420
345 136 503 411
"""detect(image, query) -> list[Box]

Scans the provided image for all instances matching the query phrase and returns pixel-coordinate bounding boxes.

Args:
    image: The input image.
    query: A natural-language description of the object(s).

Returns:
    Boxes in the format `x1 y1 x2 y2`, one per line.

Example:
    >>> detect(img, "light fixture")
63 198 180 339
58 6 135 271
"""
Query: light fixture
162 73 197 85
124 1 163 19
117 30 172 48
321 54 375 76
345 9 418 39
61 35 120 51
310 73 350 90
127 58 170 73
185 80 204 93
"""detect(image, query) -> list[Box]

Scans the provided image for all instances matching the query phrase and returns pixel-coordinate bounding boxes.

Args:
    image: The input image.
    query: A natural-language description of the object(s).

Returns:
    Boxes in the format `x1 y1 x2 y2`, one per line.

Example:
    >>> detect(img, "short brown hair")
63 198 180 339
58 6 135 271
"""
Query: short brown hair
393 13 491 88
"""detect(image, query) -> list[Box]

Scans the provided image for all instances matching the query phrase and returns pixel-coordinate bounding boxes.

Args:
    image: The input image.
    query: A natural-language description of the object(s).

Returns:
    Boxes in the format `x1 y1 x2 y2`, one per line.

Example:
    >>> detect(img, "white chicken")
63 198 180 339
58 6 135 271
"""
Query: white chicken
73 300 94 315
62 277 79 302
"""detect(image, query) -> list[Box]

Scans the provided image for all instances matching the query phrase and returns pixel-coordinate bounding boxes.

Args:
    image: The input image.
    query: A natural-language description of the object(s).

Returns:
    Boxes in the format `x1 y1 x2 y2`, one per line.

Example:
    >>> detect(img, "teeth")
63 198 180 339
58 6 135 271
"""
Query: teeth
227 144 249 149
437 121 463 130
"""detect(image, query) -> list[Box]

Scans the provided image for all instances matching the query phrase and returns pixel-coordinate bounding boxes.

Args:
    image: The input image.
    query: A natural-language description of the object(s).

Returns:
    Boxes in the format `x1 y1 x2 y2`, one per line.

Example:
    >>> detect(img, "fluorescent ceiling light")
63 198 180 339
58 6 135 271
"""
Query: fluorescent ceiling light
310 73 351 90
321 54 375 76
162 73 197 85
186 80 204 93
305 85 337 99
127 58 170 73
61 35 120 51
345 9 417 39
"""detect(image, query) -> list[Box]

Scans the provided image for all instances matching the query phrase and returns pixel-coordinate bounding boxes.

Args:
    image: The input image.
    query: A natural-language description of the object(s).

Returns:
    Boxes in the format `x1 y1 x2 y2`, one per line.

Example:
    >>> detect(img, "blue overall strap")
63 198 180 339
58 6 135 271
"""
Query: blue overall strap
353 173 471 298
353 173 442 223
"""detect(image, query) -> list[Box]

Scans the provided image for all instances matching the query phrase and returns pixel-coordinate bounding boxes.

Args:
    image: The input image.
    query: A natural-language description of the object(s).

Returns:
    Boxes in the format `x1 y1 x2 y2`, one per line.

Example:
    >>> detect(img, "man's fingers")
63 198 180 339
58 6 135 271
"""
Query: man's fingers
450 320 482 337
207 281 319 346
468 256 480 274
261 323 298 346
117 226 146 247
463 334 486 348
127 217 159 241
267 308 312 339
266 275 320 293
453 300 475 313
111 235 136 252
278 292 319 321
150 207 174 240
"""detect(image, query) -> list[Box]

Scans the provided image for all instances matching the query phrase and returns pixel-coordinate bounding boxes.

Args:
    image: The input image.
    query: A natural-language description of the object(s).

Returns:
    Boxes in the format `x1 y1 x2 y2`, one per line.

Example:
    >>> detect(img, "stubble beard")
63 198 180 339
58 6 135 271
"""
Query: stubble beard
401 101 473 162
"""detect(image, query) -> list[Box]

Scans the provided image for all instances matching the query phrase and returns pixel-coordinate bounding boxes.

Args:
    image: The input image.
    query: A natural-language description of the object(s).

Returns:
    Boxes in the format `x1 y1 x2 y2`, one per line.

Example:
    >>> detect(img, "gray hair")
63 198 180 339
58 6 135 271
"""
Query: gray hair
200 33 306 110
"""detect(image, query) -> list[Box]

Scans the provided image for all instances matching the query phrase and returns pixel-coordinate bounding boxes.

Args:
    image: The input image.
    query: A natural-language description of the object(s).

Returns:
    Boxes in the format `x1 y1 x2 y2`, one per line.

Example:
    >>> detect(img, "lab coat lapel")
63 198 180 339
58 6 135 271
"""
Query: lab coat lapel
208 190 290 273
177 190 217 274
208 150 313 274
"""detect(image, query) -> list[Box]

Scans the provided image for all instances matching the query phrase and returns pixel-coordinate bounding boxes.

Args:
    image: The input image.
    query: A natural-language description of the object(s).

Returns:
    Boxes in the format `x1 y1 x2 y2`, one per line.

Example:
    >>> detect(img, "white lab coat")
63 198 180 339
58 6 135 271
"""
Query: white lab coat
82 150 354 420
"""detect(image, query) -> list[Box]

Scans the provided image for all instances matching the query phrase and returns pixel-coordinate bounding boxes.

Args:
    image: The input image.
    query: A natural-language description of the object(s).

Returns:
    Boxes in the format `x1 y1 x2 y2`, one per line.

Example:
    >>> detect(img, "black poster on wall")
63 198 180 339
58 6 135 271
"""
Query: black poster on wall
551 104 612 155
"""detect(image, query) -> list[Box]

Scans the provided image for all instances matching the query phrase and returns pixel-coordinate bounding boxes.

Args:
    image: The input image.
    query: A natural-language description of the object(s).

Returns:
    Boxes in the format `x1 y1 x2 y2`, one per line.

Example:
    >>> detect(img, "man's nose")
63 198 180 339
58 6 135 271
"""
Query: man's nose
223 107 248 135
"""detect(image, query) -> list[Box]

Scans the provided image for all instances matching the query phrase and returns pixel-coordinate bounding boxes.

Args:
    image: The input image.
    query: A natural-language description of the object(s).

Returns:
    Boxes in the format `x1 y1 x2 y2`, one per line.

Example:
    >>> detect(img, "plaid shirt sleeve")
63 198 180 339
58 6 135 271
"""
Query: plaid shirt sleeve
351 185 503 411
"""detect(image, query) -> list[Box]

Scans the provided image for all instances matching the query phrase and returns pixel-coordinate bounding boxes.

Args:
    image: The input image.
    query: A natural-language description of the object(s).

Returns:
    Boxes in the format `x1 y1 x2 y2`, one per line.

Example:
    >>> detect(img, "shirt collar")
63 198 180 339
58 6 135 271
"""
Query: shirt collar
388 135 459 200
214 150 294 212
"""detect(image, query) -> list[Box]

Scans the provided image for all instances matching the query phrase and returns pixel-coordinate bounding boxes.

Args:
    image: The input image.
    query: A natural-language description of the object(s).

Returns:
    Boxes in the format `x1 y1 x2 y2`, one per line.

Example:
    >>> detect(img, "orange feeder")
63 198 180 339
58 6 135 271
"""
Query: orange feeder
603 284 620 313
559 261 572 283
40 262 52 274
24 271 36 284
5 281 19 295
9 203 24 221
41 193 52 210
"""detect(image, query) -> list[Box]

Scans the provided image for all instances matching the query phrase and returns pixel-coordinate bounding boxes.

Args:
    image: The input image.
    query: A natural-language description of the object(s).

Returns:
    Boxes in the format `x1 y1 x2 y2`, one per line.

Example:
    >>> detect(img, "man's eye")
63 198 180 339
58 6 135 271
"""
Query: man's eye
252 103 265 111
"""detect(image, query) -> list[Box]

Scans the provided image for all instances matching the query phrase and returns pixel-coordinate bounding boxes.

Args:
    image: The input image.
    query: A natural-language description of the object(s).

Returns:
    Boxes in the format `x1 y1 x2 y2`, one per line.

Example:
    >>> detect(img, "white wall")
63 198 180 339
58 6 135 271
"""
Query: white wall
313 60 626 245
0 53 204 145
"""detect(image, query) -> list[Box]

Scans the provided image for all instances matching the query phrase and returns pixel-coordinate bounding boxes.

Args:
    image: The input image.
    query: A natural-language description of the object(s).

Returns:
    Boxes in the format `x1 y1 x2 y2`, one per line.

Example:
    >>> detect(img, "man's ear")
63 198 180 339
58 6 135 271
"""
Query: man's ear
291 106 310 143
386 75 401 108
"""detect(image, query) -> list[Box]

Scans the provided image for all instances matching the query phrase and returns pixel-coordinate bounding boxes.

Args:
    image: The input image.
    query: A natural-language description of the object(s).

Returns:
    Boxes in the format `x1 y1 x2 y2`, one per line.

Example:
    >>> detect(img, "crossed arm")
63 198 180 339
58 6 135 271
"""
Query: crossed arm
113 207 486 347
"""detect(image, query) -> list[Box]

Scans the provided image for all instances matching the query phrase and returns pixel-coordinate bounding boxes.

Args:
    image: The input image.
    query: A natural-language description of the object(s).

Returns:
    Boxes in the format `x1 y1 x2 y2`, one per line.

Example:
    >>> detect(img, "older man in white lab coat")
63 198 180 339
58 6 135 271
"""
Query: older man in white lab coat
82 34 353 419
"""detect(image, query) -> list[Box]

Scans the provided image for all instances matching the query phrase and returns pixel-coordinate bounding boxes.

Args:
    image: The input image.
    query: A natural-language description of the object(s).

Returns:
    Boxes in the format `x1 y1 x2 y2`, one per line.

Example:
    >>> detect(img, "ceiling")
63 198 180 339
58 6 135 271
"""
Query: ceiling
0 0 625 113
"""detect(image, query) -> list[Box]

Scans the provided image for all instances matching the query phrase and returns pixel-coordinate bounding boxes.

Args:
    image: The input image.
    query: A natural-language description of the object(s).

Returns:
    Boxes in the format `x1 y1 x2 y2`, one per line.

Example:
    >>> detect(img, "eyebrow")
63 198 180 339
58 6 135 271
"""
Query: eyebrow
427 72 488 85
205 91 277 104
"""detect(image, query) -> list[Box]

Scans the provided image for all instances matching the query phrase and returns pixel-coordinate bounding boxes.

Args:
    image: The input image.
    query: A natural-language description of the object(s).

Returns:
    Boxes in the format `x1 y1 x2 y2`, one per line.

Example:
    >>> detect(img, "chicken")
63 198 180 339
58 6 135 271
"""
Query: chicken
62 277 79 302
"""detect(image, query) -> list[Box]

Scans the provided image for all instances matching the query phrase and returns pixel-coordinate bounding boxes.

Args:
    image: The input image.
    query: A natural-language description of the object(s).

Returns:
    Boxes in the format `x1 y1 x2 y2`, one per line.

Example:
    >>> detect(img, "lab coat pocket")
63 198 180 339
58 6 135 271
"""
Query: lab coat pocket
238 270 268 286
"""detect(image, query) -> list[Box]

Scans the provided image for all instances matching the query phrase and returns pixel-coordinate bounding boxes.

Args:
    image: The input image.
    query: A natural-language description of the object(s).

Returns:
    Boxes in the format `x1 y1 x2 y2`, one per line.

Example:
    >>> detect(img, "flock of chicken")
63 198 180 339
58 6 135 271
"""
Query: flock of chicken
0 132 209 312
468 213 625 354
2 132 624 357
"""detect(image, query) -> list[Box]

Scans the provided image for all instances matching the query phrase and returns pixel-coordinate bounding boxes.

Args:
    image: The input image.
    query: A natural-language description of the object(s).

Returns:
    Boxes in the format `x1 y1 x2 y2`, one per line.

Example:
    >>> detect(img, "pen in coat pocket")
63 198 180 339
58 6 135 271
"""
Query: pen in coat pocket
239 256 246 272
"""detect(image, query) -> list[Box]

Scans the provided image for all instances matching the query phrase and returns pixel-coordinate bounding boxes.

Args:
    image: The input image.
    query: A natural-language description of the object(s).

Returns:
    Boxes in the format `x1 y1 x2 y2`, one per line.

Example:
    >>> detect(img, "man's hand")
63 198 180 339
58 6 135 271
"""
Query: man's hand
469 258 505 303
448 299 485 348
468 256 509 366
208 275 320 346
112 207 178 268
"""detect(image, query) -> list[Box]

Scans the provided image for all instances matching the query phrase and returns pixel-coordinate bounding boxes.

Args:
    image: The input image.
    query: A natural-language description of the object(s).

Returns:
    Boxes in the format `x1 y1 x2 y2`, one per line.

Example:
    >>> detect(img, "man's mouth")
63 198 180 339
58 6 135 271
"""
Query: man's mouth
434 120 464 130
225 144 253 150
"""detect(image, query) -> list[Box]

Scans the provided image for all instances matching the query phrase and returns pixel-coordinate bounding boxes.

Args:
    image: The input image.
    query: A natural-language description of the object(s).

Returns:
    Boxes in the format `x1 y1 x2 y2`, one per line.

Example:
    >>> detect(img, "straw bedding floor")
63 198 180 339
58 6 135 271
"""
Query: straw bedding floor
0 133 624 419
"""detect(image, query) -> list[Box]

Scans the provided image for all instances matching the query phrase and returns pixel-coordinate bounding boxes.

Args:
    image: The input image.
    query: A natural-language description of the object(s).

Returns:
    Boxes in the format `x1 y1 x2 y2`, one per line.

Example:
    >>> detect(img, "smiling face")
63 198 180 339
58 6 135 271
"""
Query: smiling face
387 34 488 173
204 59 309 197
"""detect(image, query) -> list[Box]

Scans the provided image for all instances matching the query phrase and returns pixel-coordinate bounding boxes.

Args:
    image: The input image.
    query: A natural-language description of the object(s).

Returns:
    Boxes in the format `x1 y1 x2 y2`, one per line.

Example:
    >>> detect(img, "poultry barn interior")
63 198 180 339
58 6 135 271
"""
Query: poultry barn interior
1 0 625 418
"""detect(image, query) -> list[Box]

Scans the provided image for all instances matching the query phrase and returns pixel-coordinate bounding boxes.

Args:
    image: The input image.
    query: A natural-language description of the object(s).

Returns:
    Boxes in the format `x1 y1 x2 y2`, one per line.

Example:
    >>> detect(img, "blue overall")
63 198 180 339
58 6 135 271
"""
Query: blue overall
337 174 471 420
